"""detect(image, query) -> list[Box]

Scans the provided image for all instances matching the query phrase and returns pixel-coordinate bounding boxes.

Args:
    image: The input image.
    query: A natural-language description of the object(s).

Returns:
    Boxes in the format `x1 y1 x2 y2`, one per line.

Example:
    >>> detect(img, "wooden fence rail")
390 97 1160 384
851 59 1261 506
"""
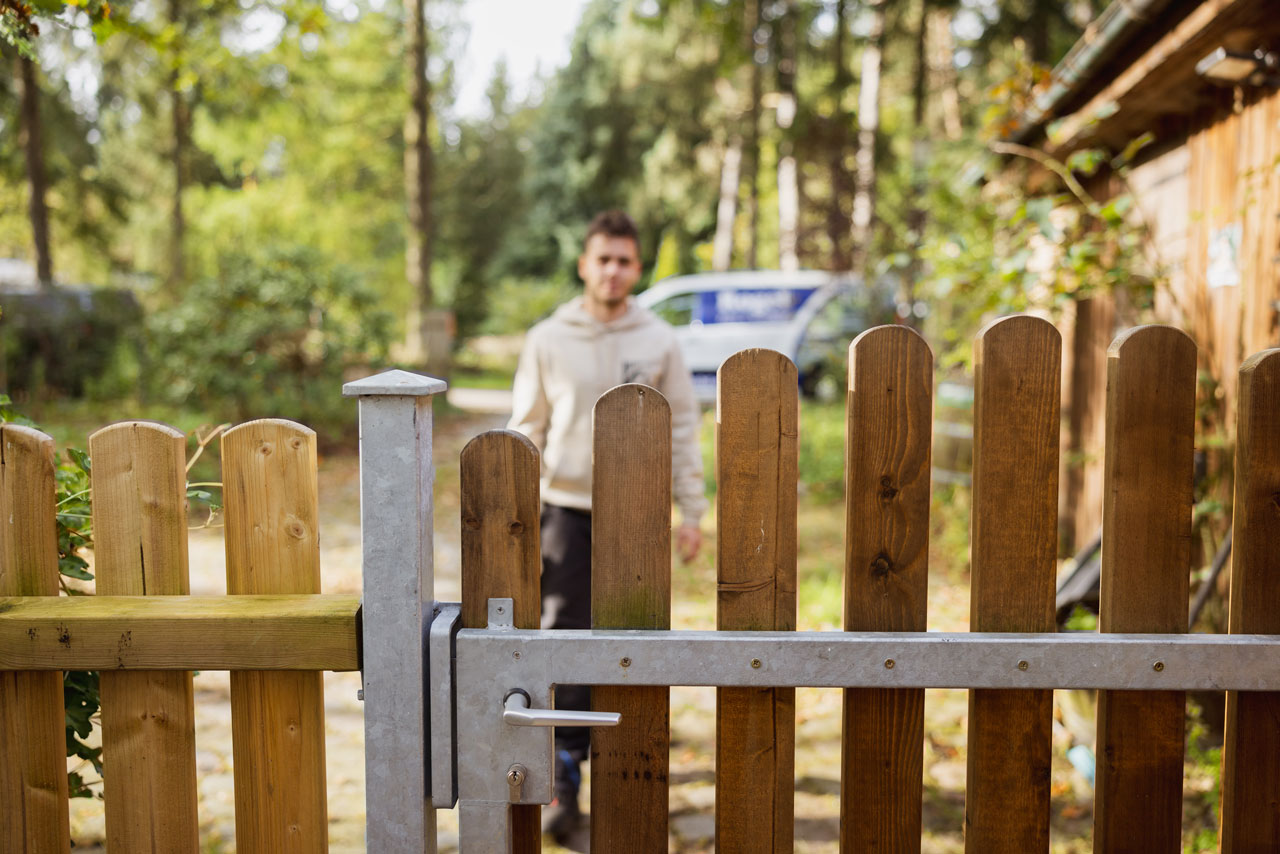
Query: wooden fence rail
2 317 1279 853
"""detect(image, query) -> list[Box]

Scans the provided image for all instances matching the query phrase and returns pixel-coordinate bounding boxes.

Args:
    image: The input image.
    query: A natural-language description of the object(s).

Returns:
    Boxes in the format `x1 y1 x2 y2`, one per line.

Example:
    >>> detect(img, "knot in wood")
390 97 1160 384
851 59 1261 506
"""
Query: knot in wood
289 437 304 450
508 520 524 535
870 553 893 579
878 476 898 502
463 517 481 530
258 442 273 456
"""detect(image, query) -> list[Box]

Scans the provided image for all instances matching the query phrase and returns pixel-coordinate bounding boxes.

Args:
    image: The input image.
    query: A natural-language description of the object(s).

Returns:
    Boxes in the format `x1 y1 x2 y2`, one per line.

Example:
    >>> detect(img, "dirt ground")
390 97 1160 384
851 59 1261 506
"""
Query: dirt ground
64 405 1188 853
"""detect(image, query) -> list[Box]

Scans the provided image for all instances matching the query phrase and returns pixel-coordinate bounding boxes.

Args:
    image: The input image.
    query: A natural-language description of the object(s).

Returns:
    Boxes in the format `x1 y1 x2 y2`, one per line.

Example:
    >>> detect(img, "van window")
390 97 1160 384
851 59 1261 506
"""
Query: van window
649 292 698 327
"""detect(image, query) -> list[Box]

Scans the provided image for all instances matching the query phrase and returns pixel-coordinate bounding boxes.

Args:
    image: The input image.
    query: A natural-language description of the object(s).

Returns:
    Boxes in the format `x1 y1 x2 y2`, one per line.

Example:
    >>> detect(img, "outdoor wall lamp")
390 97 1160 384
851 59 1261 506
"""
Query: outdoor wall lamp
1194 47 1280 88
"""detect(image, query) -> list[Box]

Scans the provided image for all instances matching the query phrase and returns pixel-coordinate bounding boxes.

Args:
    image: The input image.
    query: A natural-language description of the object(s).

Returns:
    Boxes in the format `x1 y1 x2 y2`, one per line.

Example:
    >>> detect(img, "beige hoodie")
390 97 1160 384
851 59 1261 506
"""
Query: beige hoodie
508 296 707 525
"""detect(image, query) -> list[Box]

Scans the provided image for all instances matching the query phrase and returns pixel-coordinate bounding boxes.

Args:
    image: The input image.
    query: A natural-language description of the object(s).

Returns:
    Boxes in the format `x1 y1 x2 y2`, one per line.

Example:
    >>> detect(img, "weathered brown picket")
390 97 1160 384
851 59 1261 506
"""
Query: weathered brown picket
2 317 1279 853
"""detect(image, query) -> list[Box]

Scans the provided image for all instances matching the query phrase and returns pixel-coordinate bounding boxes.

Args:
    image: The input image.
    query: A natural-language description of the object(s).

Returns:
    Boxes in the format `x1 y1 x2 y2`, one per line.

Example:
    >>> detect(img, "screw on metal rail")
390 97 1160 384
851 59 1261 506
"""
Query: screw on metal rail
751 658 762 669
1153 661 1165 672
884 659 895 669
512 650 521 660
1018 660 1029 671
620 657 631 667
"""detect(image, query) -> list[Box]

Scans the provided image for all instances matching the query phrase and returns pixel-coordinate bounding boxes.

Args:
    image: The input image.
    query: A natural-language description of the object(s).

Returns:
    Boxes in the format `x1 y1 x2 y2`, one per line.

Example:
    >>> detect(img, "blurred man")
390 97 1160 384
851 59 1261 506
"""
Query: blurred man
508 209 707 841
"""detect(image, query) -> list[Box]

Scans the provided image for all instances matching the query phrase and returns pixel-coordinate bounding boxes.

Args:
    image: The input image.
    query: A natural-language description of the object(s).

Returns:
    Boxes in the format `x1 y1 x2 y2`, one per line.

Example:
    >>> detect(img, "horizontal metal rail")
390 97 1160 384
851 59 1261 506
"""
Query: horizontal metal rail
0 594 361 671
454 627 1280 692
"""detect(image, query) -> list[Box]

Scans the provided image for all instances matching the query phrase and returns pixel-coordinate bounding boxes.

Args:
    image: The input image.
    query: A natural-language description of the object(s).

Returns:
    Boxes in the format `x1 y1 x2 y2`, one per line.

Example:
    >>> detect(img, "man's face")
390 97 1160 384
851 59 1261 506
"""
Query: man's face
579 233 642 313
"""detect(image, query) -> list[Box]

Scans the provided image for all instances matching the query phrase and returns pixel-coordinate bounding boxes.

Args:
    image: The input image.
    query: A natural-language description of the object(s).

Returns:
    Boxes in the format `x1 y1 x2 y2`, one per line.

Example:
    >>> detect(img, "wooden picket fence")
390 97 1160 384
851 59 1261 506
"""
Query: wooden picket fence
460 318 1280 853
1 315 1278 852
0 419 359 851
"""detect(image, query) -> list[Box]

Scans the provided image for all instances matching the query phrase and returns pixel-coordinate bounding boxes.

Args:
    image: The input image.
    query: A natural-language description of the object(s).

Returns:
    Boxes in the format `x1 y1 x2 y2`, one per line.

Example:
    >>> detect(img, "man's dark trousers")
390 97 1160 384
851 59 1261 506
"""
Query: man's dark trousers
540 504 592 765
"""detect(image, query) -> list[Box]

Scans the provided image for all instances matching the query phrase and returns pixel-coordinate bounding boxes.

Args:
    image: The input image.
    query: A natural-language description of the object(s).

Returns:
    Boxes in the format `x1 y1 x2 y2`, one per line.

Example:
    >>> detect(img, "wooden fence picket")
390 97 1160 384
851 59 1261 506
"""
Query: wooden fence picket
964 317 1060 852
1094 326 1196 851
591 384 671 852
222 419 329 852
460 429 543 853
715 349 798 853
1220 348 1280 851
0 425 71 852
90 422 199 851
840 326 932 853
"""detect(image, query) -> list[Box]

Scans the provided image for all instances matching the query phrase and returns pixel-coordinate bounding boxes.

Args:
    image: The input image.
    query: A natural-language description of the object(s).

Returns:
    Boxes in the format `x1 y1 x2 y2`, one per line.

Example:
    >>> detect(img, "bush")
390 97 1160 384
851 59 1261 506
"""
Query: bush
0 288 142 399
148 246 391 441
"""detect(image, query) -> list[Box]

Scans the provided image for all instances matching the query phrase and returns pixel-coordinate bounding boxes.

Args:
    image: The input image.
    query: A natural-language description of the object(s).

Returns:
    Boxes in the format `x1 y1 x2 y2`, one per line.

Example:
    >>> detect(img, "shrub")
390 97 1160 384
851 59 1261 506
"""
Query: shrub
148 246 392 441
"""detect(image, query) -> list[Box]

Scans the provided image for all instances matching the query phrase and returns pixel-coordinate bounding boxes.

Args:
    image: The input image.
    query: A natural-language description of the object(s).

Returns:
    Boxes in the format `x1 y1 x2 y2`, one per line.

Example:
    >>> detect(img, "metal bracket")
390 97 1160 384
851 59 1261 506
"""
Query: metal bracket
427 601 461 807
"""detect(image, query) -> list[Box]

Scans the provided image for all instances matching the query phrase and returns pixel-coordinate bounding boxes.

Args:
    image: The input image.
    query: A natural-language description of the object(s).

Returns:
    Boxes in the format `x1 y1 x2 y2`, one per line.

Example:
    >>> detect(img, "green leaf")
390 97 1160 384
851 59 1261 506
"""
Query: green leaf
67 448 92 475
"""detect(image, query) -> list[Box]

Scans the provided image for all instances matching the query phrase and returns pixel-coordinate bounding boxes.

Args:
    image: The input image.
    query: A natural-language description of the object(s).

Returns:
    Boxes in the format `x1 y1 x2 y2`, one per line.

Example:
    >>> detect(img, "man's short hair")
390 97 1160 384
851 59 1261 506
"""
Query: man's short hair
584 210 640 253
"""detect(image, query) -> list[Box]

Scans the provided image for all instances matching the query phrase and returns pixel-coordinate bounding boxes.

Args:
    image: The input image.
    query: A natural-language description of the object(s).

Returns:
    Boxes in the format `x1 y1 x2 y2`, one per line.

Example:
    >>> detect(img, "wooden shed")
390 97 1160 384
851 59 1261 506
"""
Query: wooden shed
1010 0 1280 549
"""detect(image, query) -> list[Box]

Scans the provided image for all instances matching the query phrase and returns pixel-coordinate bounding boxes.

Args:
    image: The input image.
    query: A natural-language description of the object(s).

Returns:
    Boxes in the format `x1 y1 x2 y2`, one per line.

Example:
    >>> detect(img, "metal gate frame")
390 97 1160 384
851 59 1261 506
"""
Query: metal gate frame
347 370 1280 854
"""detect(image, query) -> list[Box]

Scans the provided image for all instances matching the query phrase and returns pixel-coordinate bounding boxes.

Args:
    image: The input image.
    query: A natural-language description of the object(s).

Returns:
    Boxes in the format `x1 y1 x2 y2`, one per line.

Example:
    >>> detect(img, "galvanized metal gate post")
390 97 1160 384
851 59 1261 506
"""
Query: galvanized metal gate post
345 370 448 854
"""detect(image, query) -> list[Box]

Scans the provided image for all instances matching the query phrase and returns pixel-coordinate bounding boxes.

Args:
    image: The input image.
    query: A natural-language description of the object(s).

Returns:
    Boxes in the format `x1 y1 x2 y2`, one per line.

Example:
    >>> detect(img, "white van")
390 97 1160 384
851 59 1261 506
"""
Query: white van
635 270 896 402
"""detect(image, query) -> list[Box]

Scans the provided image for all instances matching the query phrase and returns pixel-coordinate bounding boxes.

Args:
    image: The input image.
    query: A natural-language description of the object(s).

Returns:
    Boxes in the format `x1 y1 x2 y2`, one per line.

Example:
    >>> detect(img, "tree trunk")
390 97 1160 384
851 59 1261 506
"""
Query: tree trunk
744 0 761 269
930 7 963 141
405 0 438 368
713 139 742 271
849 0 884 278
168 0 186 289
775 0 799 273
827 0 852 271
15 54 53 291
903 0 929 324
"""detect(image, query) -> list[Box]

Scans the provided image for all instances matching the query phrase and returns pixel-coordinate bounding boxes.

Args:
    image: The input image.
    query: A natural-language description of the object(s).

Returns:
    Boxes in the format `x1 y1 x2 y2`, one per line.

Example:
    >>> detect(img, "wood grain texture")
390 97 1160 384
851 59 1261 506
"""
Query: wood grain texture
0 424 71 852
0 594 360 670
223 419 328 853
89 422 198 853
965 316 1060 853
840 326 932 853
591 384 671 852
715 350 797 853
1220 348 1280 852
460 429 542 854
1094 325 1196 853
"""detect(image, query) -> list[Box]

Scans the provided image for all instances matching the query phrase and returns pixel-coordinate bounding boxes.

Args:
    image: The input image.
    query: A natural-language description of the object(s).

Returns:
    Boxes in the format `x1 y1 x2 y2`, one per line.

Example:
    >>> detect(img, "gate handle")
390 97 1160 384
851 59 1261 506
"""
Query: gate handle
502 690 622 728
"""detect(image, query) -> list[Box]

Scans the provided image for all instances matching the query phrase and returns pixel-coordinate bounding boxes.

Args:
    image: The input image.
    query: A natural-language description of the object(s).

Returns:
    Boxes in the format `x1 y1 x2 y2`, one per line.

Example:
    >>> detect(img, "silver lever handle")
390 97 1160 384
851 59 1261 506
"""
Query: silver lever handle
502 690 621 728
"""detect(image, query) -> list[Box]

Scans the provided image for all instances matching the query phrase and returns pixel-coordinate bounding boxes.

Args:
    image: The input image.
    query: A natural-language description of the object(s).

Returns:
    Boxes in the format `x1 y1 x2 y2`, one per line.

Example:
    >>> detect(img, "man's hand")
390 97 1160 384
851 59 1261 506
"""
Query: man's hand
676 521 702 564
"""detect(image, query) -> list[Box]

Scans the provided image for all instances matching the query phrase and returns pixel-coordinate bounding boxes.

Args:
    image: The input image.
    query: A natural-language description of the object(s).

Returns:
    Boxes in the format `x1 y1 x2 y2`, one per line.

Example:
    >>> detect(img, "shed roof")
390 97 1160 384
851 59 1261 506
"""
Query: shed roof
1011 0 1280 158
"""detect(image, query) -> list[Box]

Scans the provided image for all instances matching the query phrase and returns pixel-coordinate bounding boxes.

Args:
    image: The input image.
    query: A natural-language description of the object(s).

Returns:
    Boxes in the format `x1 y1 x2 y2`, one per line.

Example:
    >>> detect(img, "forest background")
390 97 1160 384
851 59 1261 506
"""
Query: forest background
1 0 1152 434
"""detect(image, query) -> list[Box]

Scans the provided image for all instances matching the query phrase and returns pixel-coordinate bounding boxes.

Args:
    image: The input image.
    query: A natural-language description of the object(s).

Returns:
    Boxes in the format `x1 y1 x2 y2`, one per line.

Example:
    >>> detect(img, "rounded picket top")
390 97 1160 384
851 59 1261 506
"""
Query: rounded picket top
1239 346 1280 380
975 314 1061 365
0 421 56 458
847 324 933 401
1107 322 1197 366
88 421 190 597
593 382 671 430
461 427 538 463
0 422 59 596
89 419 186 445
718 348 797 405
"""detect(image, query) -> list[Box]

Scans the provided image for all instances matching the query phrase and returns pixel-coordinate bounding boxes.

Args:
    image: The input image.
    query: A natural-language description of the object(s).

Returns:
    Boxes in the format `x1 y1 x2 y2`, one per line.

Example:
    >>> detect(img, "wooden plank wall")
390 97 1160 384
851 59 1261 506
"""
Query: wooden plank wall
1060 86 1280 550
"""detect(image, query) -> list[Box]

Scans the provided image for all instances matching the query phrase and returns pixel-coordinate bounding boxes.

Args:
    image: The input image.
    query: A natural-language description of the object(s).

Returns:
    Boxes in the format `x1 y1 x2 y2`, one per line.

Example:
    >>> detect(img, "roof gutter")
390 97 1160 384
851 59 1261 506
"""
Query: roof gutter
1008 0 1178 143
